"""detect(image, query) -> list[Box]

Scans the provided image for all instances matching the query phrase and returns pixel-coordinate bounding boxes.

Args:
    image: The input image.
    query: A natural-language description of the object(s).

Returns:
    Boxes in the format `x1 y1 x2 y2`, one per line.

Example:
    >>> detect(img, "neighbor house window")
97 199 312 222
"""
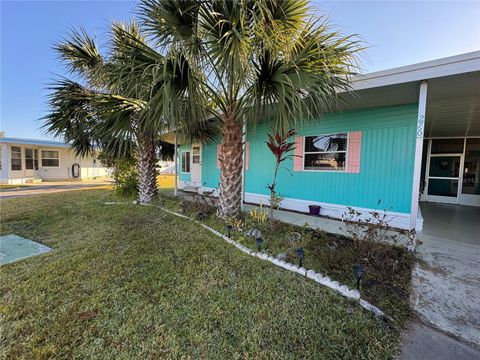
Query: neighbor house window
304 133 348 171
11 146 22 171
25 148 39 170
182 151 190 173
41 150 60 167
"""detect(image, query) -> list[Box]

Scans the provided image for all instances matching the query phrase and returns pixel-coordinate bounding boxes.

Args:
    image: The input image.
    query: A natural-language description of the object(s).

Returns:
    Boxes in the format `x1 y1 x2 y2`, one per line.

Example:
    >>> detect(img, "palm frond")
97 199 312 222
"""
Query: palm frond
138 0 201 46
42 79 99 156
244 15 362 130
43 78 144 158
54 28 104 86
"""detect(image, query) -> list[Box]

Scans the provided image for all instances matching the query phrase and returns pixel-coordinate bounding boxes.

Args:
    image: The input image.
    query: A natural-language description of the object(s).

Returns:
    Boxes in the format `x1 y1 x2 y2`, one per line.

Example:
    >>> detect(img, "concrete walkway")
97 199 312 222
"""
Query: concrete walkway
411 203 480 347
0 181 112 199
400 321 480 360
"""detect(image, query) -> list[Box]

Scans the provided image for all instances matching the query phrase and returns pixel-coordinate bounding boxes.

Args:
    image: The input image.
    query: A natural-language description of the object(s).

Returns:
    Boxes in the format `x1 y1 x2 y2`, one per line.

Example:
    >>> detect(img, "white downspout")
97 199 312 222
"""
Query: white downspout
174 133 178 196
410 80 428 234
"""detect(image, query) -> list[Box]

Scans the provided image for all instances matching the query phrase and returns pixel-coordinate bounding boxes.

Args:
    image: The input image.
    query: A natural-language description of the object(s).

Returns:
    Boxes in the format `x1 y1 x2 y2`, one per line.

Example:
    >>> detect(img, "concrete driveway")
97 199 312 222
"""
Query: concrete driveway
0 181 112 199
410 203 480 347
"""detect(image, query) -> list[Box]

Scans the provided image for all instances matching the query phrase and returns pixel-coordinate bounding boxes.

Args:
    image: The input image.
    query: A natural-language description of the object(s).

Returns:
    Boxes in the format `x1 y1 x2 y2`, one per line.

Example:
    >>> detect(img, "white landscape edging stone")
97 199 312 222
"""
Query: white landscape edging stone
157 206 385 318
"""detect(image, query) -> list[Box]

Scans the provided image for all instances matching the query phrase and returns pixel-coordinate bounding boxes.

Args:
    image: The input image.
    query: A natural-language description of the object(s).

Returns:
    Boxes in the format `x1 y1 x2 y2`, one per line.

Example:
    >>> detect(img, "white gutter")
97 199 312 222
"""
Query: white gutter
350 51 480 91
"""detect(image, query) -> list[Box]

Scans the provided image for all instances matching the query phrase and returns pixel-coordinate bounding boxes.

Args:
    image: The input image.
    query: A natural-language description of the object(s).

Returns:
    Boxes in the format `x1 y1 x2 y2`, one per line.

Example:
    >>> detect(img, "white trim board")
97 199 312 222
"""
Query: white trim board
350 51 480 91
244 192 420 232
179 184 422 231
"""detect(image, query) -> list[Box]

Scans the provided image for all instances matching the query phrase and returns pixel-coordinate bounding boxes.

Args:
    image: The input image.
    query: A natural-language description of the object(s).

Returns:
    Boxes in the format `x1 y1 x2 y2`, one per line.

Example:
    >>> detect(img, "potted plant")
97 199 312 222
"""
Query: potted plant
308 205 321 216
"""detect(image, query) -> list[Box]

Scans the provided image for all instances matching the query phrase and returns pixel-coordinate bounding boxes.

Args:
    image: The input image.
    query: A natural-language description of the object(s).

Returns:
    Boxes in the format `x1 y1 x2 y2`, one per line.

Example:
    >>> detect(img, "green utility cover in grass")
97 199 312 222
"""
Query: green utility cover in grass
0 234 51 265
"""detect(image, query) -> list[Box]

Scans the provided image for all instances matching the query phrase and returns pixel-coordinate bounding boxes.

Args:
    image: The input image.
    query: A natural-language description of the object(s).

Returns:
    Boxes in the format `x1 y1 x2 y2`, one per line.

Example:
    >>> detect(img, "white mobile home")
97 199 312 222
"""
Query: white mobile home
0 137 109 184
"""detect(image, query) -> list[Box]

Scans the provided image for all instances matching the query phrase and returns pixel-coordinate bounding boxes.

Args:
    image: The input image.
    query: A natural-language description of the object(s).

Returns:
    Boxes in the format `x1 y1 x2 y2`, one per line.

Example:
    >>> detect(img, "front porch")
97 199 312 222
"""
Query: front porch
420 202 480 244
409 60 480 346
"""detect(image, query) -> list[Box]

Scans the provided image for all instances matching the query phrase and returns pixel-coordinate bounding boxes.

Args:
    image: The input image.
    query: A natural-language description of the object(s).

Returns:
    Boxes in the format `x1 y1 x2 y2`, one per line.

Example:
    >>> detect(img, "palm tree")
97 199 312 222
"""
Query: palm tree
137 0 361 218
44 24 198 203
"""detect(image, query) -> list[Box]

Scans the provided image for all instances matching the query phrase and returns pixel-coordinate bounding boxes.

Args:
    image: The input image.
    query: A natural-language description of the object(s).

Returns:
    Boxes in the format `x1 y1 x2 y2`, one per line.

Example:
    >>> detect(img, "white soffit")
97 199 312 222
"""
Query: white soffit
425 71 480 137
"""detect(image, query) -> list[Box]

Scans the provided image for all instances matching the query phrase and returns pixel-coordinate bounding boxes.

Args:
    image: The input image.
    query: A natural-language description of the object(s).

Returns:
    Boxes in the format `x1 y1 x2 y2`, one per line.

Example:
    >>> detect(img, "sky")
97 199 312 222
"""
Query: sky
1 0 479 140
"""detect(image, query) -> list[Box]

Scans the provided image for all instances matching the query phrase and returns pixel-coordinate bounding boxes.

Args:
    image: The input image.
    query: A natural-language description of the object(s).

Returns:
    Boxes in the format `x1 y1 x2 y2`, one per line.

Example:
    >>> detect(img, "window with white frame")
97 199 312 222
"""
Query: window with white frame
11 146 22 171
182 151 190 173
41 150 60 167
303 133 348 171
25 148 39 170
192 146 200 164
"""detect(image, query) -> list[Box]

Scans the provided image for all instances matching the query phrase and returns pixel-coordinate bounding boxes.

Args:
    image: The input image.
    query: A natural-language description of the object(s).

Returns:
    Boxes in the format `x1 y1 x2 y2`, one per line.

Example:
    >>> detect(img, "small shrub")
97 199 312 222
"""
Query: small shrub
249 203 268 224
99 154 138 197
269 192 284 213
181 194 216 217
229 218 245 231
341 200 416 249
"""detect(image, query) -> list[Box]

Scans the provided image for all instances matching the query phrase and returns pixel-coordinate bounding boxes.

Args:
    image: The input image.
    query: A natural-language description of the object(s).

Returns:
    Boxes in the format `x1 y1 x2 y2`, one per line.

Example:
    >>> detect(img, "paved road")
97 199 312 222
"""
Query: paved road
0 183 111 199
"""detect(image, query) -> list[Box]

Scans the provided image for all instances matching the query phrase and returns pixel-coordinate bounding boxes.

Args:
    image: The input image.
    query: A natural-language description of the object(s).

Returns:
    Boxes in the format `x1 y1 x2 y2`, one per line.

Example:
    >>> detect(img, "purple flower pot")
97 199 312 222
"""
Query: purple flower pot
308 205 321 216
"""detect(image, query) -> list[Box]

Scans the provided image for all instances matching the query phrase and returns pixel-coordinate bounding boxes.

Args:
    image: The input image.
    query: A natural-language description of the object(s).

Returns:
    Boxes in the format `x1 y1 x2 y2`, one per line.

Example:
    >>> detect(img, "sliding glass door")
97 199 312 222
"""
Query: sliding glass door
425 138 480 206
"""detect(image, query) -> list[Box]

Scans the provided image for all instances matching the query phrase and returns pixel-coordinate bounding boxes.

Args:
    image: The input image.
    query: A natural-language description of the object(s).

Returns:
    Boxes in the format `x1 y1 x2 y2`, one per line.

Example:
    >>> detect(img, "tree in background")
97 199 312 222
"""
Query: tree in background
44 23 211 203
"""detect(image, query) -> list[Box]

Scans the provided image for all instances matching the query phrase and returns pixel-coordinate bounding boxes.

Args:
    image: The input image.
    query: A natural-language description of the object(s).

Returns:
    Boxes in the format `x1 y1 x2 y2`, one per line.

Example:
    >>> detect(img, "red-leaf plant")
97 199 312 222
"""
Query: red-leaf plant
266 128 297 218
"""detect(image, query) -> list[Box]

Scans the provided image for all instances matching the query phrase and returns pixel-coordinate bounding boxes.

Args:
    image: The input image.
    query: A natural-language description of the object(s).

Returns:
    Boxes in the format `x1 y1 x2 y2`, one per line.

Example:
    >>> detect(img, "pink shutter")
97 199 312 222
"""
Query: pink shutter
245 142 250 170
217 144 223 169
293 137 304 171
347 131 362 173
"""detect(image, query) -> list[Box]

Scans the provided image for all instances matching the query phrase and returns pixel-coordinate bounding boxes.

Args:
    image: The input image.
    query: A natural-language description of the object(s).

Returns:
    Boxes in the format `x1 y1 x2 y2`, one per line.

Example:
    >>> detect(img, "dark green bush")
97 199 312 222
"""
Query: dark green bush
99 153 138 197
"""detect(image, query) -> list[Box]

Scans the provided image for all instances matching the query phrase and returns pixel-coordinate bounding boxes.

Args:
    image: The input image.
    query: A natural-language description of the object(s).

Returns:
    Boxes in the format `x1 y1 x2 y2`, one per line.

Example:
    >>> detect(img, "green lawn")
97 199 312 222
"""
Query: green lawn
163 193 414 327
1 190 402 359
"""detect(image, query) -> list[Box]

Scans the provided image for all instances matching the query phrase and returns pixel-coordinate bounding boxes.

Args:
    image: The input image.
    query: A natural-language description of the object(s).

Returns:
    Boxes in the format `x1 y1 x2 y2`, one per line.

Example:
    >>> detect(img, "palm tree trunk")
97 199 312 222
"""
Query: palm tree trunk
137 132 158 204
218 114 243 218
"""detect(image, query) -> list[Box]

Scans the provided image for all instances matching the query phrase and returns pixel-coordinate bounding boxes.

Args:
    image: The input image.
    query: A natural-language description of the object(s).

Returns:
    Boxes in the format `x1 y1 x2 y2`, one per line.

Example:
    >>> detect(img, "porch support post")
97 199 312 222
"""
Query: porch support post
174 133 178 196
410 80 428 234
241 116 247 211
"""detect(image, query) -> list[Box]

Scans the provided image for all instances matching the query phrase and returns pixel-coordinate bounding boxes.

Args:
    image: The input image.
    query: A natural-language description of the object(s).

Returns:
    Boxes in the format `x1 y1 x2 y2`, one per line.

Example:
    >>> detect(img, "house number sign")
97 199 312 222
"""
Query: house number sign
417 114 425 138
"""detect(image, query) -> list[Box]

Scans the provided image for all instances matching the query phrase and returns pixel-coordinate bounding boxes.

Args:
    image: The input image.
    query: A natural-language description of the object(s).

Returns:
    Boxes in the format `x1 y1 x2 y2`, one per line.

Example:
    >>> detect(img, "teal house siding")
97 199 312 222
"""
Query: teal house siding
177 142 220 185
245 104 418 213
194 104 418 214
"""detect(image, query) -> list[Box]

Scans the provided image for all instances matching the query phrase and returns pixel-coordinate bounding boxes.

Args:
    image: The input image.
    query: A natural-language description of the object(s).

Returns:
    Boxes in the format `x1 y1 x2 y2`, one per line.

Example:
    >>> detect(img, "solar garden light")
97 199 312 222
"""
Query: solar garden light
295 248 305 268
226 224 233 238
256 237 263 251
353 264 365 290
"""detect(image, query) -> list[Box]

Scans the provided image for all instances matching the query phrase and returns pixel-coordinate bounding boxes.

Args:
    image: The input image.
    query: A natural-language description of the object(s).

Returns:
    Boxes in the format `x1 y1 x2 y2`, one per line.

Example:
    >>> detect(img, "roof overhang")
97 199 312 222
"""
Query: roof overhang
162 51 480 144
0 137 69 148
350 51 480 91
340 51 480 137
